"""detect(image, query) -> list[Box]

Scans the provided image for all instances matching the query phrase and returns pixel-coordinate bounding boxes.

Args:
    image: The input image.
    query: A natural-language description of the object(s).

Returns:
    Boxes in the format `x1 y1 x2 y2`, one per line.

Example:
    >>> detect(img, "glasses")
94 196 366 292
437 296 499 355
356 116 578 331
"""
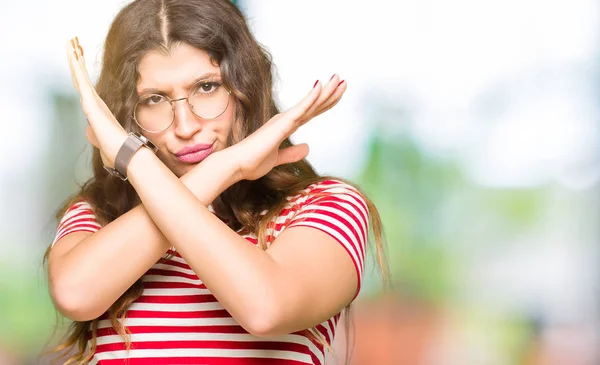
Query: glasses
133 79 232 133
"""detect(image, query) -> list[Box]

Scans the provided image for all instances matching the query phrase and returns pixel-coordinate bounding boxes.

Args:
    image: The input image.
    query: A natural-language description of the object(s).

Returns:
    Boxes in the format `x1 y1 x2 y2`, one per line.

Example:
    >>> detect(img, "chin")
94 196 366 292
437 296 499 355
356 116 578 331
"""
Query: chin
177 162 205 177
174 166 192 178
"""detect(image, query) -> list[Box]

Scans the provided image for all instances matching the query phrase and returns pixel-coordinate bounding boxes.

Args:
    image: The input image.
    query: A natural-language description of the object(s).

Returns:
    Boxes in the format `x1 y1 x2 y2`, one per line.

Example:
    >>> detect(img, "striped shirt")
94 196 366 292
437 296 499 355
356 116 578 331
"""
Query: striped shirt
52 179 369 364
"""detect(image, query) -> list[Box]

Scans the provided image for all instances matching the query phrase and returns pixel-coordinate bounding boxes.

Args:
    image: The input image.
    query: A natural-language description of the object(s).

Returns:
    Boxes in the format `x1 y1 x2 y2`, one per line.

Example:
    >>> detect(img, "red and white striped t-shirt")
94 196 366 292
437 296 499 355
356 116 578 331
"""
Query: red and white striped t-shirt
52 179 369 365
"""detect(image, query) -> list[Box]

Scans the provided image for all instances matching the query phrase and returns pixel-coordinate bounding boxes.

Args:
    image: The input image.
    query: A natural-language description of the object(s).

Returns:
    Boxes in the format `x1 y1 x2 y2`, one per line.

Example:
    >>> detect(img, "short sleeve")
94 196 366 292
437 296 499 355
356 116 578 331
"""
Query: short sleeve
52 201 101 247
286 180 369 298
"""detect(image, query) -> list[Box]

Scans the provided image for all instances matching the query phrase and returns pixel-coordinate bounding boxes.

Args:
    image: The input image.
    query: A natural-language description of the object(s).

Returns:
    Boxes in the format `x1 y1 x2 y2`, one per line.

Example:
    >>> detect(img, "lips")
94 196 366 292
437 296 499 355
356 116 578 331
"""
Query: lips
175 143 214 164
175 143 214 157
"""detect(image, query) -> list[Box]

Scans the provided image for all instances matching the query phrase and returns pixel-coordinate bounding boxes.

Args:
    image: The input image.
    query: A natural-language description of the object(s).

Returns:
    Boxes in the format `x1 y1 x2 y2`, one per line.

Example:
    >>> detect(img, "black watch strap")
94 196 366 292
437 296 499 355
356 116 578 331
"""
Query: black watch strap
104 133 158 181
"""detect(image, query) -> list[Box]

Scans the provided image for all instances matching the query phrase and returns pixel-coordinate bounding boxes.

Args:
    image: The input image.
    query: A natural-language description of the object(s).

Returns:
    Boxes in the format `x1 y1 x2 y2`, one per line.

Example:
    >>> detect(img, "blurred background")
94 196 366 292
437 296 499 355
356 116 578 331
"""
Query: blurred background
1 0 598 364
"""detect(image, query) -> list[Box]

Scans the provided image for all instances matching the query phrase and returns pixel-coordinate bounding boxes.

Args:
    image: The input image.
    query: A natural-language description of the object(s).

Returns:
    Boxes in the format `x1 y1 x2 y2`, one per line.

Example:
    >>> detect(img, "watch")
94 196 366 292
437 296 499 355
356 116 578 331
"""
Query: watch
103 132 158 181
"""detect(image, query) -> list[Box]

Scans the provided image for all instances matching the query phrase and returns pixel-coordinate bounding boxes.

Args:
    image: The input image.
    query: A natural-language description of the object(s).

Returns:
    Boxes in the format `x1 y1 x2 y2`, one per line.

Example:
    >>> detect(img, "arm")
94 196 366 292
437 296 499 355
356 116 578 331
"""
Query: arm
48 154 237 322
65 38 359 336
128 151 364 336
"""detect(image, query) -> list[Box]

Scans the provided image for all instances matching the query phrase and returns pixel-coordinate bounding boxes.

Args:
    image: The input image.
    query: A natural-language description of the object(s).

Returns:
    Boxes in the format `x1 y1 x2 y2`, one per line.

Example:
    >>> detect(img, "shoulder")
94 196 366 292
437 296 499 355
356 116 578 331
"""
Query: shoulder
280 178 371 293
248 179 370 247
286 178 368 214
58 200 98 223
53 200 101 246
281 178 370 237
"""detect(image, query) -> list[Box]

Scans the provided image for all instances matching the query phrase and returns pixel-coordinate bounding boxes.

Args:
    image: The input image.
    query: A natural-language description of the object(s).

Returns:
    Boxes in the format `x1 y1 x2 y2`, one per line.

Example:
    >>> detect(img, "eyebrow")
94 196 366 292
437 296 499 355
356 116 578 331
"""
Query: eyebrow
137 72 222 95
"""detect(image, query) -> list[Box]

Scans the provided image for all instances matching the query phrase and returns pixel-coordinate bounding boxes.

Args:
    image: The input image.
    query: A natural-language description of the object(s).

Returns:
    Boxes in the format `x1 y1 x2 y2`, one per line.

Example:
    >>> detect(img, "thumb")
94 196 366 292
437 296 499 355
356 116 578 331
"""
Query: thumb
275 143 309 166
85 125 99 148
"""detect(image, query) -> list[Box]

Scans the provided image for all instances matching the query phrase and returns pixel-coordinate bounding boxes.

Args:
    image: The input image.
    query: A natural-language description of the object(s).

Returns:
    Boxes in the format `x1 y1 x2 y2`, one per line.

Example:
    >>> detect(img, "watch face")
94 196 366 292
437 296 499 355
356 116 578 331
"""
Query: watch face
135 133 149 143
103 165 128 181
133 133 158 153
145 139 158 153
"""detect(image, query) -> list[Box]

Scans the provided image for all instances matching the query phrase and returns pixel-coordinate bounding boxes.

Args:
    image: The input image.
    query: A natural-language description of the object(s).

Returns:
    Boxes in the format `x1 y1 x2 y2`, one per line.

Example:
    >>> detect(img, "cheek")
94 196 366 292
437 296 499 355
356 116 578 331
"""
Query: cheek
219 104 241 145
142 134 163 152
142 133 170 161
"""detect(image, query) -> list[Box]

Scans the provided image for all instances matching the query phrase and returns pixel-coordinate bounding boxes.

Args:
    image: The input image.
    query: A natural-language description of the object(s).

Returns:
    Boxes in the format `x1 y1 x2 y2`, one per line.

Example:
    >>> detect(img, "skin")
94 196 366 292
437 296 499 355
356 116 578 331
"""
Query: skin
135 44 236 177
48 38 356 337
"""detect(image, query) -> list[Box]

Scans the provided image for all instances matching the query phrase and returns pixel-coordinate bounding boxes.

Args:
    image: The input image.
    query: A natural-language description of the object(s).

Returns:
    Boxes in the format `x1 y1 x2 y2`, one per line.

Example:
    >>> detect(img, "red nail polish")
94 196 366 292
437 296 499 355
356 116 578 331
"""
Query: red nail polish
330 74 336 81
338 80 345 86
313 80 319 88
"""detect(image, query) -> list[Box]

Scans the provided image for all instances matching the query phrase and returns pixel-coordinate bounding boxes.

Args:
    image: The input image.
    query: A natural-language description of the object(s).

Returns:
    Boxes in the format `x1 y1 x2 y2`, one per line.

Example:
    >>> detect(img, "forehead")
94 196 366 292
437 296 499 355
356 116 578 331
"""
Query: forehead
137 43 220 92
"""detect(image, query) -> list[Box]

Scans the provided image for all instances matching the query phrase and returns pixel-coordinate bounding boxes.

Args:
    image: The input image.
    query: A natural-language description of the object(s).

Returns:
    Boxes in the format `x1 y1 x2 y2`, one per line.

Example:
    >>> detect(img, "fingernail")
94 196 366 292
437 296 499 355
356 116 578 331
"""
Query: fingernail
75 36 79 44
73 50 78 61
78 45 84 57
70 39 75 49
338 80 345 86
313 80 319 88
330 74 337 81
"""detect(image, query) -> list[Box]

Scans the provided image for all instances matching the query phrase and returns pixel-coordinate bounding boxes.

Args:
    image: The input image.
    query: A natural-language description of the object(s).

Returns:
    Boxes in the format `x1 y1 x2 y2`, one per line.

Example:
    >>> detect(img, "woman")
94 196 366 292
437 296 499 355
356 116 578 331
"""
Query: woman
46 0 387 364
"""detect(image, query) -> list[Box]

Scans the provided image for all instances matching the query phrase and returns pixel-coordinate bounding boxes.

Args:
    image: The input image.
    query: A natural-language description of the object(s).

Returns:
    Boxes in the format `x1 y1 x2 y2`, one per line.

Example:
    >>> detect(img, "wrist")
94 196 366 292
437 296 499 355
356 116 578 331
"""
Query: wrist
182 153 241 203
209 152 243 185
102 129 129 168
201 152 242 185
104 132 158 182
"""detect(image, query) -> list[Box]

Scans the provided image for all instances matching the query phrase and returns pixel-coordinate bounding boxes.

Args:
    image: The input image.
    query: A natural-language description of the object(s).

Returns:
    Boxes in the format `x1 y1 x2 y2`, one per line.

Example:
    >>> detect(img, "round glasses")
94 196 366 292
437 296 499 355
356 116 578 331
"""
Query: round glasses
133 80 232 133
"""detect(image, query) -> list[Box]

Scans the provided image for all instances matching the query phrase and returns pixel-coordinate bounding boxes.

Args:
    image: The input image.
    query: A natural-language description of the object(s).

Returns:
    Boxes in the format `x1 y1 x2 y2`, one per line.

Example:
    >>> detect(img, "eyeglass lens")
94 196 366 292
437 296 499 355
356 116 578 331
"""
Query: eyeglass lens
134 80 230 133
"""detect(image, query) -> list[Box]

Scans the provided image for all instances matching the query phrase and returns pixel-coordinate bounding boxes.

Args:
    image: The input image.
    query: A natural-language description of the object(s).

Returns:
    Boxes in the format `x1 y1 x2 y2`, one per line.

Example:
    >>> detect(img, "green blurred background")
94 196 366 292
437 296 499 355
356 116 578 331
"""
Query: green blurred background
1 0 598 364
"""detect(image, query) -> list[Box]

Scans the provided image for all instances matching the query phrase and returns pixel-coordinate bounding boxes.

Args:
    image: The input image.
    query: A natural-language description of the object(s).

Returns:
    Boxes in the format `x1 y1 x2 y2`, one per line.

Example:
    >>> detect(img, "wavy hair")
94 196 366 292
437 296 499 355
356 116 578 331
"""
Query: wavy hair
44 1 389 364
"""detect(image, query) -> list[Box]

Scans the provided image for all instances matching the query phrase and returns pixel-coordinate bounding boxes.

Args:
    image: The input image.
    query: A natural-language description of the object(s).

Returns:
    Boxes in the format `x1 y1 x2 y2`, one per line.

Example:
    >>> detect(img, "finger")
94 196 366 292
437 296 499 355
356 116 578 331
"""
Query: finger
263 82 323 143
66 40 80 93
302 74 342 114
310 80 347 118
67 37 94 102
66 38 90 89
314 95 342 117
275 143 309 166
282 81 323 125
298 79 347 124
70 38 111 122
85 125 100 148
74 37 92 81
66 38 85 94
316 74 342 106
75 36 84 58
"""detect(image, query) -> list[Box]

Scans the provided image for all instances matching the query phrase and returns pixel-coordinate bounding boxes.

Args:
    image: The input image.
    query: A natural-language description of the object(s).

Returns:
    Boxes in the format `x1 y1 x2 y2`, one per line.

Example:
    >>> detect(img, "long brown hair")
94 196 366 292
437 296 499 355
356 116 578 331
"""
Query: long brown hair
44 1 389 364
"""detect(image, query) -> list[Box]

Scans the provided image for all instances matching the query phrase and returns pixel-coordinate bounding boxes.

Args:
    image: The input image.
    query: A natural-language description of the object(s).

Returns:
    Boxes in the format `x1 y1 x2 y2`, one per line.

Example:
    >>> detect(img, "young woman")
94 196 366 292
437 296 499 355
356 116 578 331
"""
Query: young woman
45 1 387 364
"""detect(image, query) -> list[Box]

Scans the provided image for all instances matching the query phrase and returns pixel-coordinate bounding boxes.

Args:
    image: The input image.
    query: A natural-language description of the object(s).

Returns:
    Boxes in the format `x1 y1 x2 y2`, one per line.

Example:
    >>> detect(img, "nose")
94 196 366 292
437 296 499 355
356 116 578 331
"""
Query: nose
172 97 201 139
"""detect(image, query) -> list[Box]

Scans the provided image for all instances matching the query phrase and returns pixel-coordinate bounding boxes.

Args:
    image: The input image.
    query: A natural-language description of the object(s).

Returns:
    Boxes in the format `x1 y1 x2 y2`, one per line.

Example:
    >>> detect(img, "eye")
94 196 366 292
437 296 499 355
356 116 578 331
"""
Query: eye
192 81 221 95
141 94 166 106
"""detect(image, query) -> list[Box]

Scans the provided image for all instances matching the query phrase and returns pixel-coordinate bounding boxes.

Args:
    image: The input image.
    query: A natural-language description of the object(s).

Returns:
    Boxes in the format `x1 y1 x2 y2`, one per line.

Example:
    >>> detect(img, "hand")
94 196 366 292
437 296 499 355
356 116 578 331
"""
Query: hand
66 37 128 168
221 75 347 182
